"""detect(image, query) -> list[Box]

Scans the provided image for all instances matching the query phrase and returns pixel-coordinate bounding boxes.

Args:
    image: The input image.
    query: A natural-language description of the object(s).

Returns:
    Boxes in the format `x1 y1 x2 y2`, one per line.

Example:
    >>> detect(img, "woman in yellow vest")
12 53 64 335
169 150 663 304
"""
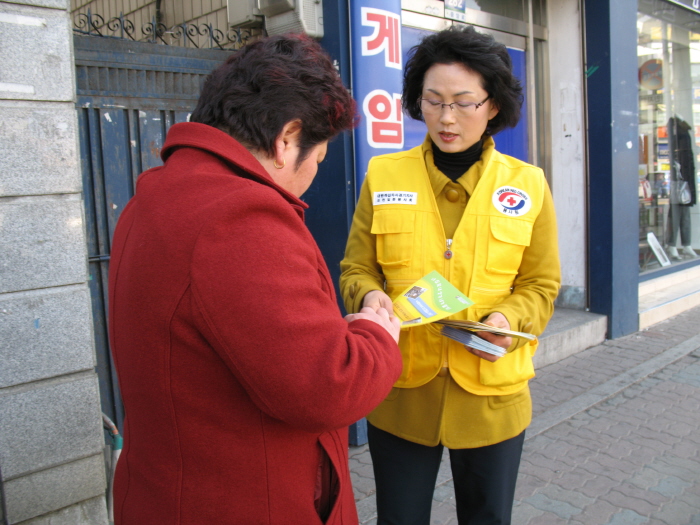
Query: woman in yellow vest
340 26 560 524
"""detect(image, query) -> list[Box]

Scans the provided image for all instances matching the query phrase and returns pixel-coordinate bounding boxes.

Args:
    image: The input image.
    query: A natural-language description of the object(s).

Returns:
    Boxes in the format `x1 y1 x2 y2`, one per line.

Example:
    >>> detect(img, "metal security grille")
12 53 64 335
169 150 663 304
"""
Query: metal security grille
75 34 230 429
73 9 255 50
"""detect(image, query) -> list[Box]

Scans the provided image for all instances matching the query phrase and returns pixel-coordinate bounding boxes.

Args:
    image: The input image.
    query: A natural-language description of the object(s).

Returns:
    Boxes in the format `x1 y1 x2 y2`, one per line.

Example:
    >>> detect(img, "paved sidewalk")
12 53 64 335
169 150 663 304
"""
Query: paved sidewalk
349 304 700 524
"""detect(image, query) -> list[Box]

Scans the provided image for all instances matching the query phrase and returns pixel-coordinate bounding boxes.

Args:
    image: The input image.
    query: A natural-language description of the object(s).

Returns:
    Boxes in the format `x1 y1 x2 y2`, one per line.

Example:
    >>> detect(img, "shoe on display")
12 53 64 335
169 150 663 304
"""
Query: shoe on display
668 246 681 259
682 245 698 258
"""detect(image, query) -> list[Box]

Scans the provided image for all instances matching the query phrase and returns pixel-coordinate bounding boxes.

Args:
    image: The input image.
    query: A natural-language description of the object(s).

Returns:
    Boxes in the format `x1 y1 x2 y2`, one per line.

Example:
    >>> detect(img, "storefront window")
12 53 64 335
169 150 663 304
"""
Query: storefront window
638 0 700 273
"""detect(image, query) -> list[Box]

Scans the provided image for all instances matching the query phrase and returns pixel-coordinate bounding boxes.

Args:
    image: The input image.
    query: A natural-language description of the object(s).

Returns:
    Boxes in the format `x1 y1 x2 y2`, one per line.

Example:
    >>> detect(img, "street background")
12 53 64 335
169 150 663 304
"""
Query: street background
350 304 700 525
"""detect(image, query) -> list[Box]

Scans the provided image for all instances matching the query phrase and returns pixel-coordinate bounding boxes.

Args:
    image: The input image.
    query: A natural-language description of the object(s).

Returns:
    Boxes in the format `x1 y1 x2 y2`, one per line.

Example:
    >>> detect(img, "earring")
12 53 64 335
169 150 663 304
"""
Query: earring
273 158 286 169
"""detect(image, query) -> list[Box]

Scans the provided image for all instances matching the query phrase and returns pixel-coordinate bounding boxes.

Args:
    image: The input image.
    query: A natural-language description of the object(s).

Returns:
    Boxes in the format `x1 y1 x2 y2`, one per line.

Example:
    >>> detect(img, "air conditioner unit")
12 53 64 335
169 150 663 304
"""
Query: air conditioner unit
260 0 324 39
227 0 264 28
258 0 295 17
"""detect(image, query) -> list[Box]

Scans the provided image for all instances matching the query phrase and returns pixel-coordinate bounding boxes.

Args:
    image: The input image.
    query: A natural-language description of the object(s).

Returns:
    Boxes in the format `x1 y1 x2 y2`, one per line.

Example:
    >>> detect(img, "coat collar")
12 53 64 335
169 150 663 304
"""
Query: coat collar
421 134 497 197
161 122 309 210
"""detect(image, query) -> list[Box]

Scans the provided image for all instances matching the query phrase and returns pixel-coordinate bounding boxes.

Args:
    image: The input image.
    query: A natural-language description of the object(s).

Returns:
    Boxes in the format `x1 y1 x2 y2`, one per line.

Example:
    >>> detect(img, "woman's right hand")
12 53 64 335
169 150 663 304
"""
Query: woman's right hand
467 312 512 362
345 307 401 344
362 290 394 313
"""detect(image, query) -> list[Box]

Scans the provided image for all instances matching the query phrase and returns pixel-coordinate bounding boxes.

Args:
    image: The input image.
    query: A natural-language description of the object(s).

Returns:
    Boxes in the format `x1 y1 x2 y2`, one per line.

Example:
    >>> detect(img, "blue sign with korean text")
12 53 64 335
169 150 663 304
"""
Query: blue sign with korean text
350 0 403 191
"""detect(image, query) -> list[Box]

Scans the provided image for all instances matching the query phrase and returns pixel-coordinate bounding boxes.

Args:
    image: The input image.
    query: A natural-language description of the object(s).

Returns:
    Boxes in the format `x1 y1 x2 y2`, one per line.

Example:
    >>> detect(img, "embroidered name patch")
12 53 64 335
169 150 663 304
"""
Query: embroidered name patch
492 186 532 216
373 191 418 205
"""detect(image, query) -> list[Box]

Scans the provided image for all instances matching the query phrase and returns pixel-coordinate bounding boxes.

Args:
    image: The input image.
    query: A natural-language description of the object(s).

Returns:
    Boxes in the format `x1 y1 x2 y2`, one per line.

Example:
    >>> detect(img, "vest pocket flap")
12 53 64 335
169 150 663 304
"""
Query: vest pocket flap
371 210 416 234
489 216 533 246
372 211 415 268
486 217 532 276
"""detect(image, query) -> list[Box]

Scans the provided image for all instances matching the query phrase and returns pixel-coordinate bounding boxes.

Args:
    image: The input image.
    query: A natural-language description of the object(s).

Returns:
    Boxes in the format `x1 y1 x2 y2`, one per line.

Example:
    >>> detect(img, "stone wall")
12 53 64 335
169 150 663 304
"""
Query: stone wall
0 1 108 523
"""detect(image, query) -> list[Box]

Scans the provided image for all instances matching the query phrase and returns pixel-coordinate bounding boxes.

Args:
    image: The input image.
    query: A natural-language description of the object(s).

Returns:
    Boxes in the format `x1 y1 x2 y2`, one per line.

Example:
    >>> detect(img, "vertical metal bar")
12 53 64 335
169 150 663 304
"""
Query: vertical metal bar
151 15 157 44
79 106 120 426
175 110 191 124
138 110 166 173
163 109 174 135
87 8 93 36
87 108 111 261
207 23 214 49
662 22 672 133
124 109 141 198
79 108 99 261
128 109 142 195
527 0 538 165
100 107 134 245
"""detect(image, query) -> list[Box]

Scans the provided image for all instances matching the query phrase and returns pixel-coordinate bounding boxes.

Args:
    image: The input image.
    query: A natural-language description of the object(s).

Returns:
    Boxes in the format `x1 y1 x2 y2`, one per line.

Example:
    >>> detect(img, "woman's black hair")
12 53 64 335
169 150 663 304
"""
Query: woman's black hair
403 25 523 136
190 33 356 166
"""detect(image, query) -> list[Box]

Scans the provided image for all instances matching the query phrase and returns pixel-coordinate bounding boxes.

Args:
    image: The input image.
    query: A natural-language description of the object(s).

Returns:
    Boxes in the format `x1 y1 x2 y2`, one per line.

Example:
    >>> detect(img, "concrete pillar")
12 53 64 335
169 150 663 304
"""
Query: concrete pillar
547 0 588 310
0 1 108 523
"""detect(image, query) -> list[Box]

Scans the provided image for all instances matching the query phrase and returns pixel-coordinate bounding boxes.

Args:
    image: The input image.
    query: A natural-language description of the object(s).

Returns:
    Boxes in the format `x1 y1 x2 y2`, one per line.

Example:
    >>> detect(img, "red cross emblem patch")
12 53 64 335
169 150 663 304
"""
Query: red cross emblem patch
492 186 532 216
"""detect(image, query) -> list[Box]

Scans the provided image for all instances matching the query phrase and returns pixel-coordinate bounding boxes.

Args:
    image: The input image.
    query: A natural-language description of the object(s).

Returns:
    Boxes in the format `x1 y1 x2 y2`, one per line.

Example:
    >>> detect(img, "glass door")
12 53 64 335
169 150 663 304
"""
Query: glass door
638 0 700 272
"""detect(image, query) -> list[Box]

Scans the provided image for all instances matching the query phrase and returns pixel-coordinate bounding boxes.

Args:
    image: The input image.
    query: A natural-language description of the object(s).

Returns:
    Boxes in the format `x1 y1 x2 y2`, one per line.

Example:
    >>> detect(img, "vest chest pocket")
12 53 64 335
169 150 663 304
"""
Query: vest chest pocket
371 210 415 268
486 216 533 276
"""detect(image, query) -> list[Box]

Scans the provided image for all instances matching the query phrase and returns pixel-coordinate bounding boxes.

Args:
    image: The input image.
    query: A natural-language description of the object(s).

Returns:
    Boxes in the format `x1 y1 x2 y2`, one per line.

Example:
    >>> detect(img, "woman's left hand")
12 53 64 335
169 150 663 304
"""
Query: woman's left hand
466 312 512 363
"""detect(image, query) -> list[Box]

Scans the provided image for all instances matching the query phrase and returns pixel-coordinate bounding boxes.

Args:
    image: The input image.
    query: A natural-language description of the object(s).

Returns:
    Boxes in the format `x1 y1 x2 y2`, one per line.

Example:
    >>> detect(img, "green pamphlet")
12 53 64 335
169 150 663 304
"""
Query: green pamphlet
392 271 473 327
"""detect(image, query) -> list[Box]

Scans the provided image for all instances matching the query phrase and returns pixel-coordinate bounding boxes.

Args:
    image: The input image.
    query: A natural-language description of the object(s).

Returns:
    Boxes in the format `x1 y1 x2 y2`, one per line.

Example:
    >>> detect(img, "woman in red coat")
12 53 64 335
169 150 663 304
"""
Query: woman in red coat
108 34 403 524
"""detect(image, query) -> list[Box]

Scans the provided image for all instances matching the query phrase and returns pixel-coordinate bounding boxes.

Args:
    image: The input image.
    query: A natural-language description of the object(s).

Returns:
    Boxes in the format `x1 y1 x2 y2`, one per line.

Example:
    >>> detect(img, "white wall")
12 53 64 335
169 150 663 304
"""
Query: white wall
547 0 588 309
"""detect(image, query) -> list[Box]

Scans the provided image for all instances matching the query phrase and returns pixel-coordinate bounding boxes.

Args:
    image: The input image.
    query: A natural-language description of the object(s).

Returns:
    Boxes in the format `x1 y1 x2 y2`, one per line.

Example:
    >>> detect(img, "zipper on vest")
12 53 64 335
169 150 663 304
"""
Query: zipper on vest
442 238 453 373
444 238 453 259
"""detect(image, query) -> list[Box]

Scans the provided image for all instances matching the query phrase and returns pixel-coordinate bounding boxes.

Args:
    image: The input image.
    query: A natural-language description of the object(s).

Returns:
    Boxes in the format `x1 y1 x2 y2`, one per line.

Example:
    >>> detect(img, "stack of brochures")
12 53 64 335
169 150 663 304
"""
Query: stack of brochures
436 319 536 340
440 326 508 357
437 319 536 358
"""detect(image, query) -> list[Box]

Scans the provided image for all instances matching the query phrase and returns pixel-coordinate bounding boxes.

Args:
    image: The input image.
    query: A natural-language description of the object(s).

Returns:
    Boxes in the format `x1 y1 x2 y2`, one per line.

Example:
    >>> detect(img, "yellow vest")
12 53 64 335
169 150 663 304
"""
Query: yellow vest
365 143 546 396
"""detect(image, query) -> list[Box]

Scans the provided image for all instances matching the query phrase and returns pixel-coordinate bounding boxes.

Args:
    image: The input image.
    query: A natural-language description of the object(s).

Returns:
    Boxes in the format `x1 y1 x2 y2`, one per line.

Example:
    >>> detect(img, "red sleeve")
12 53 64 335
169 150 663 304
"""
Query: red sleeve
190 187 402 433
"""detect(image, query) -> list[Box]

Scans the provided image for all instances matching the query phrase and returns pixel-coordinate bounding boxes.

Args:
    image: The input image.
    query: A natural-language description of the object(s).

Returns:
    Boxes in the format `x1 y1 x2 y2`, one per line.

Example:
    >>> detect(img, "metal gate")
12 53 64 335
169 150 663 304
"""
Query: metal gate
75 34 230 429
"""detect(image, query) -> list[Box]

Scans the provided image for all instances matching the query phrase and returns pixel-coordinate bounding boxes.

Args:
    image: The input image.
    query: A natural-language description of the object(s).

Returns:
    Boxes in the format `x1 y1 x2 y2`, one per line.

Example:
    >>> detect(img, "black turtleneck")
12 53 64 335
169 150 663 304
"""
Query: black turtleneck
432 140 483 181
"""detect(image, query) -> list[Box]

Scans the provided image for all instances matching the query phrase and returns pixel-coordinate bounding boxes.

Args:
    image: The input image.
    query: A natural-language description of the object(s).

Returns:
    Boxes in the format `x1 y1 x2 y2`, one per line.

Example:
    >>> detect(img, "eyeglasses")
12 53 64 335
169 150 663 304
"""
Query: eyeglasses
419 97 490 116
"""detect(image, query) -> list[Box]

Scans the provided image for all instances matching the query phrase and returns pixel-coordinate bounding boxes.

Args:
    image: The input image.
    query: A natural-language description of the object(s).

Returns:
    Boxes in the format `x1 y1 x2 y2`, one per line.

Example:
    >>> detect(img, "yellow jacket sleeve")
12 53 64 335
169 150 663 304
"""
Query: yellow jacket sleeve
486 179 561 347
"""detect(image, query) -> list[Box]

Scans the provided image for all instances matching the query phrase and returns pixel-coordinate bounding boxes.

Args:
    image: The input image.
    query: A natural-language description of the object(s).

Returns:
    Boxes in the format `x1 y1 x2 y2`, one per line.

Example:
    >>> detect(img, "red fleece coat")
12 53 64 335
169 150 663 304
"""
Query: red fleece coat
108 122 402 524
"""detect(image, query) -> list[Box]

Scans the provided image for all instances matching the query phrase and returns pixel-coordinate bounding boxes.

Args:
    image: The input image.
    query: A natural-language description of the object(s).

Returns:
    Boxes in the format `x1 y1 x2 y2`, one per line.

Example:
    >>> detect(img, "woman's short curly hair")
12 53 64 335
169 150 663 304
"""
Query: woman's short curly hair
191 33 356 165
403 25 523 136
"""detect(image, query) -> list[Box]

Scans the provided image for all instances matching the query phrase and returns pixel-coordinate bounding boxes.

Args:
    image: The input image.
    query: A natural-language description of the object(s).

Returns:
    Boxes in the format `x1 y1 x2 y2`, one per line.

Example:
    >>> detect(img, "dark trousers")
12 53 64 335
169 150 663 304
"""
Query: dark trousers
667 204 691 246
368 423 525 525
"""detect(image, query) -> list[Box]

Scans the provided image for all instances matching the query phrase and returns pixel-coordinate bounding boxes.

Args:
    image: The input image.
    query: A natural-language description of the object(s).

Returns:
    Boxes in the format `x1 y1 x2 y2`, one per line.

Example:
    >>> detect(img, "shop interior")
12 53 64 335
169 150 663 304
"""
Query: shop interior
638 0 700 273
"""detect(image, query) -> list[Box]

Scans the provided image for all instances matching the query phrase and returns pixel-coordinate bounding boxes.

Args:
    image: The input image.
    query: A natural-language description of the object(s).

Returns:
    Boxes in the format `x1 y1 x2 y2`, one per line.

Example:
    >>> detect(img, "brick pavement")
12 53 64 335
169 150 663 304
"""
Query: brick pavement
349 305 700 524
